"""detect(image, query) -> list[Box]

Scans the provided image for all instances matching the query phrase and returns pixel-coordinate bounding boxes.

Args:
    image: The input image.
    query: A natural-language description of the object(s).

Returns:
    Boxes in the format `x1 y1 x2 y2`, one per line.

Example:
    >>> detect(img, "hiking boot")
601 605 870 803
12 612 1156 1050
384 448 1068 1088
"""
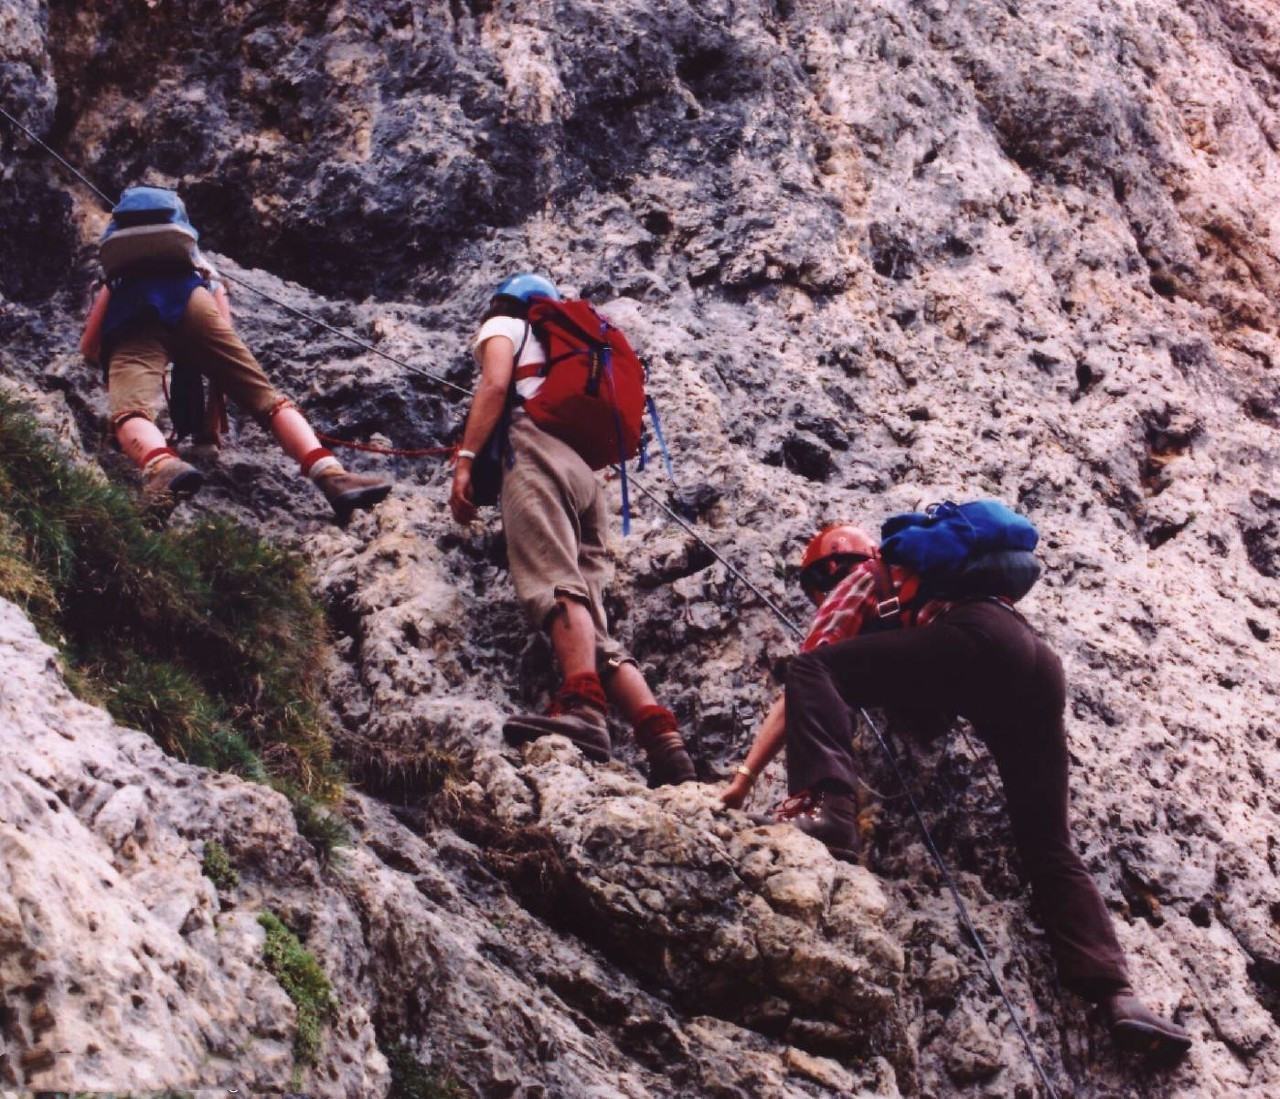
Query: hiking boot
645 731 697 788
754 788 861 862
503 705 612 763
1105 989 1191 1060
313 467 392 519
143 456 203 504
631 704 696 788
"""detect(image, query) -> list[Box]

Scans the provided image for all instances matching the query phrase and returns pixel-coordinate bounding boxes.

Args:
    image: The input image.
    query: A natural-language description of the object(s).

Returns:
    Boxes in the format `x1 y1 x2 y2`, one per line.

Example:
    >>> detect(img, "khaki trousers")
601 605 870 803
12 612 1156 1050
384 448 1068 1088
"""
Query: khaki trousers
500 416 631 673
107 286 280 426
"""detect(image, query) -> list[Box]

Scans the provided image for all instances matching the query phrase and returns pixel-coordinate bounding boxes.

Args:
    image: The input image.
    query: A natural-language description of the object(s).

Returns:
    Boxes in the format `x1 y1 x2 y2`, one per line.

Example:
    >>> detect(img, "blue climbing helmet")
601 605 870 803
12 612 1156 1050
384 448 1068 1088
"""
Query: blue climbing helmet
493 273 561 303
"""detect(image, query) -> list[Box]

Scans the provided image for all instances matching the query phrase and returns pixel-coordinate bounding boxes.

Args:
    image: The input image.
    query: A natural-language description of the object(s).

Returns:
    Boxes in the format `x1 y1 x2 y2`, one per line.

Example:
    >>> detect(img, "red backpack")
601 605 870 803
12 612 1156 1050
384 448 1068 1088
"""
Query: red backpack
520 299 646 470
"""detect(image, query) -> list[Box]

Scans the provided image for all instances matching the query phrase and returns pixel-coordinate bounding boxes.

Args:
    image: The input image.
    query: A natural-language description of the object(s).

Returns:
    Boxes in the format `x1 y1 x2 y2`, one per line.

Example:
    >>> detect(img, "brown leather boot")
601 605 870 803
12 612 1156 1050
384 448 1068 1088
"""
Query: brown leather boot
143 454 203 504
503 673 612 762
312 466 392 518
1105 988 1191 1059
633 705 696 787
645 731 697 787
757 787 861 862
503 705 612 762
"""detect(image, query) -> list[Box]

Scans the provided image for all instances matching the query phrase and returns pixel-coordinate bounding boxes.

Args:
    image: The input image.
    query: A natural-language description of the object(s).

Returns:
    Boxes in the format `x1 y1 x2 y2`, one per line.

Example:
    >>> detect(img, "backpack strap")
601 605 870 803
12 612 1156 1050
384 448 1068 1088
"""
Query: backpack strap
532 308 612 390
871 560 902 622
644 396 677 485
869 562 925 628
536 308 609 352
511 323 537 386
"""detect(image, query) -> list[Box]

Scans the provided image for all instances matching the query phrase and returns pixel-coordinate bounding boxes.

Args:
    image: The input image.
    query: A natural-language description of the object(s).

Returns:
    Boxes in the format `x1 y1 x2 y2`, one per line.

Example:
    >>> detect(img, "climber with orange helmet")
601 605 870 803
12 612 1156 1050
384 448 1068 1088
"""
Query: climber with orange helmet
449 274 696 787
795 522 880 608
720 519 1192 1060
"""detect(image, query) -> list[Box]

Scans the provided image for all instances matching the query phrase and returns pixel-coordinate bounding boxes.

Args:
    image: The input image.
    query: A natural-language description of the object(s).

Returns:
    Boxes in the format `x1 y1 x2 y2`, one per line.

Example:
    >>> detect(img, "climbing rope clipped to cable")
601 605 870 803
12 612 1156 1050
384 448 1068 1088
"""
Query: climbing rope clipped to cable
313 433 455 459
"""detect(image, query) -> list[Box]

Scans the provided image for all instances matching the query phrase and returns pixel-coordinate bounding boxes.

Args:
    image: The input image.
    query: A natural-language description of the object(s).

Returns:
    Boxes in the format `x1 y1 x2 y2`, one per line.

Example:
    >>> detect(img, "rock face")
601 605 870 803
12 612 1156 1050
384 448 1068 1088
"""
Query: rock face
2 0 1279 1096
0 599 387 1094
0 597 903 1096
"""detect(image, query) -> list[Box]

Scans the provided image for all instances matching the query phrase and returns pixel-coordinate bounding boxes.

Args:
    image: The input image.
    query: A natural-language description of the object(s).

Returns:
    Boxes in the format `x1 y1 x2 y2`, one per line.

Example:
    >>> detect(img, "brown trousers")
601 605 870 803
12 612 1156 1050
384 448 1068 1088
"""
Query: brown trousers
500 415 630 672
785 599 1130 998
107 286 280 426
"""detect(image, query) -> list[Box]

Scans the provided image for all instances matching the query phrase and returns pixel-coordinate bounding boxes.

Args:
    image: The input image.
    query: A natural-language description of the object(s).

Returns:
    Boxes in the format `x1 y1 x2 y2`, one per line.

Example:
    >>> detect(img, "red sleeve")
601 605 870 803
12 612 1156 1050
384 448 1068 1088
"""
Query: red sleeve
79 284 110 365
800 560 879 652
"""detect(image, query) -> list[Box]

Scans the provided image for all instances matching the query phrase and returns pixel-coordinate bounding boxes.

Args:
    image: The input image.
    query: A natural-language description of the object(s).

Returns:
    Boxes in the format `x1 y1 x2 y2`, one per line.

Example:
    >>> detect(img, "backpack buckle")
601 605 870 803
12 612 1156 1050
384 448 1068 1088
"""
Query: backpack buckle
876 597 900 619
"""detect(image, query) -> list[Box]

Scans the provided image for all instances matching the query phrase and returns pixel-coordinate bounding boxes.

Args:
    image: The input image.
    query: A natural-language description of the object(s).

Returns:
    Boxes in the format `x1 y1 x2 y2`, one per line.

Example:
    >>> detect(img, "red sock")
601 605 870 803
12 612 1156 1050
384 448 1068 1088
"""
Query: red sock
140 446 179 469
632 705 678 748
300 447 336 476
552 673 608 716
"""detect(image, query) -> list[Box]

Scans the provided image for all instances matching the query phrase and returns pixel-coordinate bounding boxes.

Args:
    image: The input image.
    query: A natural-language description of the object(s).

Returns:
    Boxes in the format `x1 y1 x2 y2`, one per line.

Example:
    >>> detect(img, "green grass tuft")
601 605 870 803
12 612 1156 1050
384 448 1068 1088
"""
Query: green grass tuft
292 794 352 866
258 910 336 1068
0 392 338 799
384 1039 468 1099
201 838 240 892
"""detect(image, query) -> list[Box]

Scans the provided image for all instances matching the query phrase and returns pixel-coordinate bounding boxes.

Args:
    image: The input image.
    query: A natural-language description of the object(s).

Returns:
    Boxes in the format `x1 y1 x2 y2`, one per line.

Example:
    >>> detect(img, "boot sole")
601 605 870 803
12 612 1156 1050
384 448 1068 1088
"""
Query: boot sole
503 717 611 762
745 819 861 862
329 484 392 514
1111 1021 1192 1059
144 468 204 506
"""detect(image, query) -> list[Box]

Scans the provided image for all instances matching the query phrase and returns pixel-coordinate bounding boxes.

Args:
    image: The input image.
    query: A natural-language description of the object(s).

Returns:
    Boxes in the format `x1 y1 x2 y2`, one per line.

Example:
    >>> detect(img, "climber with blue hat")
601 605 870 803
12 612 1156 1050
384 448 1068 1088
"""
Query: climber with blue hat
449 274 697 788
80 184 392 520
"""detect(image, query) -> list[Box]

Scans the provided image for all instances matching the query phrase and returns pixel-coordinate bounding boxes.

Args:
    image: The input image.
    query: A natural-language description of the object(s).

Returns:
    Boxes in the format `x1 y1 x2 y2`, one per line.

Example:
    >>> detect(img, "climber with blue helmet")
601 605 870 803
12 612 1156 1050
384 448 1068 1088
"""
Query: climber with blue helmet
80 184 392 520
449 274 697 788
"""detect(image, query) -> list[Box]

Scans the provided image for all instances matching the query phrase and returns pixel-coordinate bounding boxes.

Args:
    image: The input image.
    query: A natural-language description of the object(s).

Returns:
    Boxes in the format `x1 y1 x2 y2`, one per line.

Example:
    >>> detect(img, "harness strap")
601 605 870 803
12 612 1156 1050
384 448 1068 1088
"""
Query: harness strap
871 561 922 626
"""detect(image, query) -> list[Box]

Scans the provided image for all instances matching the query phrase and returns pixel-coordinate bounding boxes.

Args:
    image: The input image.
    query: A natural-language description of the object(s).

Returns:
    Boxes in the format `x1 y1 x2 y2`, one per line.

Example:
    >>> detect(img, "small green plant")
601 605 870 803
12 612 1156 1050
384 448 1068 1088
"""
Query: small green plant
0 394 340 804
201 839 240 892
258 910 336 1069
384 1039 468 1099
292 794 352 866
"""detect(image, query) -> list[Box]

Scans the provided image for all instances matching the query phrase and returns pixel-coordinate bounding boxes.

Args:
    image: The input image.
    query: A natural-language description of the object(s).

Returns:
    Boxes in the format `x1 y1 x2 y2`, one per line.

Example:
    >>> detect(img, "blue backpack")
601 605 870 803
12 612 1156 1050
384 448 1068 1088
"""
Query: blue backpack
100 186 200 278
878 500 1041 608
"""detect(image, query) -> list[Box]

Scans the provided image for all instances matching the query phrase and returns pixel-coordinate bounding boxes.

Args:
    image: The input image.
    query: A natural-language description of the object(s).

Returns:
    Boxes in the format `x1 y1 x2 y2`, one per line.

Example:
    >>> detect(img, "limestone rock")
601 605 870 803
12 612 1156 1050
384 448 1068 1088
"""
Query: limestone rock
2 0 1280 1095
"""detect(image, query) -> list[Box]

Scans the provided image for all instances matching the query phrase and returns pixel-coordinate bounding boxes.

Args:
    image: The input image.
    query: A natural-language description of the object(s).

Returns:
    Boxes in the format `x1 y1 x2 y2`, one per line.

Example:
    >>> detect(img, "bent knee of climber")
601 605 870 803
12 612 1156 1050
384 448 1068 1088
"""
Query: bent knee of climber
257 396 296 427
534 588 589 628
110 409 157 431
785 649 827 692
599 651 638 681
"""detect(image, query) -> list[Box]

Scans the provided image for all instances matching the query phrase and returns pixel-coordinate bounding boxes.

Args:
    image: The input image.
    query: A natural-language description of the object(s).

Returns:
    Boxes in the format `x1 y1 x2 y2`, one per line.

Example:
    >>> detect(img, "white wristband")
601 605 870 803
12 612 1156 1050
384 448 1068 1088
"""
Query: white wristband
456 449 477 461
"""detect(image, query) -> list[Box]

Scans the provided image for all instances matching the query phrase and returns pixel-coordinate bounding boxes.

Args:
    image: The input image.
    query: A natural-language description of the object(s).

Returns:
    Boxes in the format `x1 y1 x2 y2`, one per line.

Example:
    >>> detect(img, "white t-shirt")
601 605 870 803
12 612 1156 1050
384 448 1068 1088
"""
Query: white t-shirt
471 316 547 400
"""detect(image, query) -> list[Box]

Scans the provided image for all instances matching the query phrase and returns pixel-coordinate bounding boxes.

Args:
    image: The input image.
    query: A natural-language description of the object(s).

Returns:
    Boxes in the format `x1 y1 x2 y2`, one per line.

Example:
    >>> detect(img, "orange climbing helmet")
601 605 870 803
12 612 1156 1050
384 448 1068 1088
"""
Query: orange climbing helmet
798 523 878 605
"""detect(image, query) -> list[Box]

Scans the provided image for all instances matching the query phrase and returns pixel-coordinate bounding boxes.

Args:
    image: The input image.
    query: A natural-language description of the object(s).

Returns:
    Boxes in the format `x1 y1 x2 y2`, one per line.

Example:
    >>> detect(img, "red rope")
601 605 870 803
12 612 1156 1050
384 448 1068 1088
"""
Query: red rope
316 432 455 458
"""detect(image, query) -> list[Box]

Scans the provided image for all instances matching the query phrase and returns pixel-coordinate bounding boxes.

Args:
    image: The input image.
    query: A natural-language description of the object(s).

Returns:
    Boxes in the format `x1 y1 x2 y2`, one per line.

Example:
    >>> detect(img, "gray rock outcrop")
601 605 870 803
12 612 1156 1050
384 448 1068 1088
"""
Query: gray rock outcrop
2 0 1278 1095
